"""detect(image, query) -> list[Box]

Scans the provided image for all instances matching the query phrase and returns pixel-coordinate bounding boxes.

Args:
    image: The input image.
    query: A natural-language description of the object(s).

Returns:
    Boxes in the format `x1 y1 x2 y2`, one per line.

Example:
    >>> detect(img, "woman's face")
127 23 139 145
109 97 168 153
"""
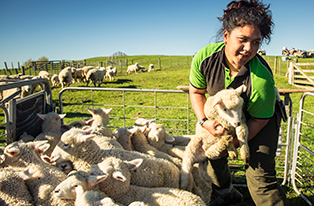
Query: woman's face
223 24 261 72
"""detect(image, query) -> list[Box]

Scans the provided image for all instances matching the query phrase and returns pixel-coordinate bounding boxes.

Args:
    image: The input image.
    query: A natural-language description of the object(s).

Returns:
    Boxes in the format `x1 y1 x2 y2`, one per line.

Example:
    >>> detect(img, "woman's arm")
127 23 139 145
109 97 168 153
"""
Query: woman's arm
189 83 224 136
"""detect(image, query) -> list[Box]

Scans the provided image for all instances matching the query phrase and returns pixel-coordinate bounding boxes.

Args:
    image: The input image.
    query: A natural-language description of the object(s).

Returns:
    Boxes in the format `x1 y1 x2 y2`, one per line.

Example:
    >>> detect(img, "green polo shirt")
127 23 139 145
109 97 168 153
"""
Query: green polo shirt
190 42 276 119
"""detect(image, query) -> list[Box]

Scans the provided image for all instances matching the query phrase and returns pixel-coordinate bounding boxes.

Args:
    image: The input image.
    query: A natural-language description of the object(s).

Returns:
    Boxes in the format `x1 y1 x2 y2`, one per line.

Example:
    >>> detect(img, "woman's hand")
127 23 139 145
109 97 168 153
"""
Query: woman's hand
202 119 225 136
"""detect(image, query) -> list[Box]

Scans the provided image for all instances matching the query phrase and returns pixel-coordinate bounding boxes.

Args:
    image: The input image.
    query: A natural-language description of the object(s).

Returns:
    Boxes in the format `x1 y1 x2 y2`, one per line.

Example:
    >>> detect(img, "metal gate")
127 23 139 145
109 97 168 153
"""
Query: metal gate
291 92 314 205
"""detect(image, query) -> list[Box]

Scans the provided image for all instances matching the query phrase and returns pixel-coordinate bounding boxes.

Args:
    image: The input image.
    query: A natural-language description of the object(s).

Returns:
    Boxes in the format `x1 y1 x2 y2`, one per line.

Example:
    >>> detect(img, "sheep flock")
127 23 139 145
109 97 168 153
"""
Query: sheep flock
0 105 219 206
0 63 155 101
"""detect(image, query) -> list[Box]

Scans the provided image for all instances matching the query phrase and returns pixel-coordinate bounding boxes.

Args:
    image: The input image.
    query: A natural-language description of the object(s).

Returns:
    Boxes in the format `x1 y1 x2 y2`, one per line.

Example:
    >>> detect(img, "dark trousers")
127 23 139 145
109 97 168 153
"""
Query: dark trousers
204 111 289 205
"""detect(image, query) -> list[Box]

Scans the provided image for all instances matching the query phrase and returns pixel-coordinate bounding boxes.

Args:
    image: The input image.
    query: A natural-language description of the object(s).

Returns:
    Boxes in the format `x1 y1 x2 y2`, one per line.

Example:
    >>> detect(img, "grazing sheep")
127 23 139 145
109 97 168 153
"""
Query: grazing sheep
86 68 106 87
51 128 181 188
59 67 74 88
105 67 117 81
180 85 249 190
38 70 51 80
148 64 154 72
0 168 33 206
89 157 206 206
34 112 66 156
81 66 95 81
126 63 140 74
72 68 85 83
51 74 60 87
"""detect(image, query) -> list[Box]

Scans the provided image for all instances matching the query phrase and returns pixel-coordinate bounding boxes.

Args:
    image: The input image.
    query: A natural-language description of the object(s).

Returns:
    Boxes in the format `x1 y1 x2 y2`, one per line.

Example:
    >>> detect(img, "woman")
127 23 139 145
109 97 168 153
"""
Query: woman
189 0 289 205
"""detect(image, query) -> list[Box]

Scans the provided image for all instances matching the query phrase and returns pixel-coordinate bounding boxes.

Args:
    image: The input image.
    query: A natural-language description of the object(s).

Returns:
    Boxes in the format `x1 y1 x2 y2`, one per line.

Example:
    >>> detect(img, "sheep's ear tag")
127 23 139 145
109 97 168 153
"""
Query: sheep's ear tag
113 171 127 182
37 113 46 120
126 158 143 171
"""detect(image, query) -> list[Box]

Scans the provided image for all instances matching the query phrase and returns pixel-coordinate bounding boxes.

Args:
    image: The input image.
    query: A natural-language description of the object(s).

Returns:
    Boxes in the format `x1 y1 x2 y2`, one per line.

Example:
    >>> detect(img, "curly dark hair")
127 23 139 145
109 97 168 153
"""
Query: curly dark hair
217 0 274 44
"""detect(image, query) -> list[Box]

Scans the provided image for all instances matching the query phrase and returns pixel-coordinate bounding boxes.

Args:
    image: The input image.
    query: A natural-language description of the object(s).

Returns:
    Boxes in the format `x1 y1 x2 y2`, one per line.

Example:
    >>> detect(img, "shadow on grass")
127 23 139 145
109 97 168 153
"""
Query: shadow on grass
64 112 91 118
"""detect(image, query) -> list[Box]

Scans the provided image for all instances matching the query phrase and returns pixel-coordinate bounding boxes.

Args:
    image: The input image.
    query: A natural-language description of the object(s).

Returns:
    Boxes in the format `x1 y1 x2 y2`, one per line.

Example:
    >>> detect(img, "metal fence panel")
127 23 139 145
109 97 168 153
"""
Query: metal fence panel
291 92 314 206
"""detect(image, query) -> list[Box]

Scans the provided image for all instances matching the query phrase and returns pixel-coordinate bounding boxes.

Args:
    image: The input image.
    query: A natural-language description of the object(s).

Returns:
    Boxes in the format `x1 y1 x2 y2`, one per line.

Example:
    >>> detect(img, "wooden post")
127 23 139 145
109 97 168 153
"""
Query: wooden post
158 58 161 69
21 66 25 75
279 58 281 75
274 56 277 74
18 62 21 73
32 62 37 76
4 62 12 75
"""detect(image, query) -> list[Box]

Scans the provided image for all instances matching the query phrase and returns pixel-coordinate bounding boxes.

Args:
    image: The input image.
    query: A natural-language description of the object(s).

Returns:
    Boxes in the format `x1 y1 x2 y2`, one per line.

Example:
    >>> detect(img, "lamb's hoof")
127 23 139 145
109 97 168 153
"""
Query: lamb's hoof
228 151 238 160
240 145 250 164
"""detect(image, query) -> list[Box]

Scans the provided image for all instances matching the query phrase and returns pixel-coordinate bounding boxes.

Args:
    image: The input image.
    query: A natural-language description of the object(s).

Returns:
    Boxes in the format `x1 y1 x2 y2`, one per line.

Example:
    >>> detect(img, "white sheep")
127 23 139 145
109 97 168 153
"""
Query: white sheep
180 85 249 190
59 67 74 88
81 66 95 81
89 156 206 206
86 68 106 87
38 70 51 80
21 164 74 206
53 170 123 206
72 68 85 83
0 168 34 206
112 127 134 151
128 126 182 168
105 67 117 81
51 128 181 188
88 107 112 127
51 74 60 87
34 112 66 156
126 63 140 74
148 64 154 72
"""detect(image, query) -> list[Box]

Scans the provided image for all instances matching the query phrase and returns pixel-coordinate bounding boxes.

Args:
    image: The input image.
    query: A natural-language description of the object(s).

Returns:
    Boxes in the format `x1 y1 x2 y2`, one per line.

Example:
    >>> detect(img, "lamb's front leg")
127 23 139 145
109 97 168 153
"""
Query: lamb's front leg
236 123 249 163
204 135 234 159
180 138 205 190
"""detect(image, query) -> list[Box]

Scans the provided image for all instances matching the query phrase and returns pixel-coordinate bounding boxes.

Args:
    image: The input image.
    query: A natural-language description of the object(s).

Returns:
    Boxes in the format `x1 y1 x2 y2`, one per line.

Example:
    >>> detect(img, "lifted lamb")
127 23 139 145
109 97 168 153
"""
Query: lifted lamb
180 85 249 189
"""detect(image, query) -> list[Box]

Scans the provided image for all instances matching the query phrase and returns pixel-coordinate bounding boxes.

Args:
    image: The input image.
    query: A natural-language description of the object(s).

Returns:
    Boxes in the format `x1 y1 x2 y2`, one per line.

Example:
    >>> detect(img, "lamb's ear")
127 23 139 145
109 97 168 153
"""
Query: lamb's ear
37 113 46 120
82 126 97 134
0 154 5 164
103 108 112 114
112 171 127 182
87 174 108 186
235 84 247 94
165 133 176 143
41 155 56 165
212 97 222 108
85 118 94 126
5 146 20 157
88 108 95 115
77 134 95 142
125 158 143 170
128 127 139 135
58 114 66 119
30 140 50 154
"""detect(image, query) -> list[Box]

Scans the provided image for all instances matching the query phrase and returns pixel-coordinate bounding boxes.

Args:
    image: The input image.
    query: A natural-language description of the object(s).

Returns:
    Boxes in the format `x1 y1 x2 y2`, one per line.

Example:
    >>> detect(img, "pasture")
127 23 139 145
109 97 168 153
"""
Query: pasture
1 54 314 205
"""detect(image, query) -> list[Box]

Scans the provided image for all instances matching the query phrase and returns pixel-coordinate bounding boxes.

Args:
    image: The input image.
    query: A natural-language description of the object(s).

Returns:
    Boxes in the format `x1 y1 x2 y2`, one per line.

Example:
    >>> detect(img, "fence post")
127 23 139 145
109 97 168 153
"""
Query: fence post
279 57 281 75
158 58 161 69
274 56 277 74
21 66 25 75
4 62 12 75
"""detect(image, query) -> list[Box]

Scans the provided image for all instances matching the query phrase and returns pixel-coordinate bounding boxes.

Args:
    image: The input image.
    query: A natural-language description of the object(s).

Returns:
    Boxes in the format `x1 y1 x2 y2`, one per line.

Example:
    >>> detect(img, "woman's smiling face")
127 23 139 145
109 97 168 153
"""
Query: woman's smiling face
223 24 261 72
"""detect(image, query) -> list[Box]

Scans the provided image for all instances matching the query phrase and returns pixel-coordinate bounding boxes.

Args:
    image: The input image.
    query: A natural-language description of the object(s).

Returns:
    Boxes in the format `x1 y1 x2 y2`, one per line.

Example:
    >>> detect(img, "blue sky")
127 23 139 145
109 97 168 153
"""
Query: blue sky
1 0 314 66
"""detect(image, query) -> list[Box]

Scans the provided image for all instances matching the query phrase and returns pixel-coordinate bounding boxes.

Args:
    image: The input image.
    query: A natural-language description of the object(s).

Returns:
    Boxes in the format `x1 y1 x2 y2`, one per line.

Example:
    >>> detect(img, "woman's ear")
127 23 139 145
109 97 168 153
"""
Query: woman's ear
223 30 229 44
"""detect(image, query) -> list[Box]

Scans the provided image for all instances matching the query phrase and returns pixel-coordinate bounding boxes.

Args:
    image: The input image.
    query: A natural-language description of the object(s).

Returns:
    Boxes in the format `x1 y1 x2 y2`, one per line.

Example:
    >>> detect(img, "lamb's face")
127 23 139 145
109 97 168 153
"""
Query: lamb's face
53 172 88 200
216 92 244 128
